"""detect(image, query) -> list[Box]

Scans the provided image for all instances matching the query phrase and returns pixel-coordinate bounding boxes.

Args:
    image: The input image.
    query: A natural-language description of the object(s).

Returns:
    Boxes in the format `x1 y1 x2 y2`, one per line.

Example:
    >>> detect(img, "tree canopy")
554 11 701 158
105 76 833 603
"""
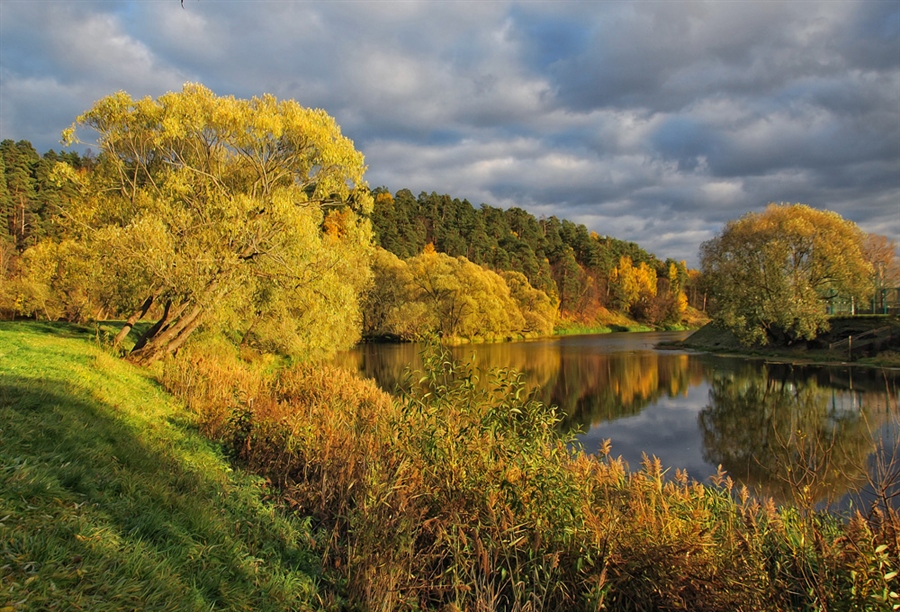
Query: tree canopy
700 203 872 346
58 83 374 363
364 247 554 342
369 187 698 328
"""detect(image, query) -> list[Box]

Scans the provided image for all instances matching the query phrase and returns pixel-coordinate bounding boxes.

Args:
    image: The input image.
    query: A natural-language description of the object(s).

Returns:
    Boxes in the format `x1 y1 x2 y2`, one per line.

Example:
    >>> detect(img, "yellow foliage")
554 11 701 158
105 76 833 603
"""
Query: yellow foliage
702 203 872 345
324 208 353 239
365 248 556 341
374 191 394 208
57 83 375 362
613 256 657 310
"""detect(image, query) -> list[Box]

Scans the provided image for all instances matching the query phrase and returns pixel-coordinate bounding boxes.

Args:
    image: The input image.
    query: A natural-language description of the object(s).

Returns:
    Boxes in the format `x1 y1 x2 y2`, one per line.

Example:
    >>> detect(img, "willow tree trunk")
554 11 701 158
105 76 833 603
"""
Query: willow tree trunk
126 279 224 366
113 293 157 348
126 301 205 366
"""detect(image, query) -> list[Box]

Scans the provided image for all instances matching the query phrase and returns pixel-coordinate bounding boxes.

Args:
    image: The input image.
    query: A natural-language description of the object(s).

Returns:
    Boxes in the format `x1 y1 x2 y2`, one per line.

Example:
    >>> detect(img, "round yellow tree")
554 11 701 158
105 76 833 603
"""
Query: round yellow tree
700 204 872 346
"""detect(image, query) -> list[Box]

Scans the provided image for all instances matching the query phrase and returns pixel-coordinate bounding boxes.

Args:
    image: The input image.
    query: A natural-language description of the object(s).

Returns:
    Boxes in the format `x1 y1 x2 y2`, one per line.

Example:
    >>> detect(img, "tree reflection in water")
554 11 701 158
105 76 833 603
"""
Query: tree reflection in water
699 362 897 506
544 351 703 431
336 334 899 507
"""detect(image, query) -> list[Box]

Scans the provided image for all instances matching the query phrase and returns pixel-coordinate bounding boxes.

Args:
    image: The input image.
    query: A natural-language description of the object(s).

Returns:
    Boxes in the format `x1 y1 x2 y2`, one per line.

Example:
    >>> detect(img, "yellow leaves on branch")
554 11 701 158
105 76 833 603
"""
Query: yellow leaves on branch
66 82 370 209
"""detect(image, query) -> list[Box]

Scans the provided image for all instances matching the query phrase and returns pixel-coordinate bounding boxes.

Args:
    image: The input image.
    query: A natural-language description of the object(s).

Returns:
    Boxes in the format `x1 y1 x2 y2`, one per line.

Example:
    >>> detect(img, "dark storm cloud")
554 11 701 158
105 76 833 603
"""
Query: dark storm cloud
1 0 896 265
522 2 888 113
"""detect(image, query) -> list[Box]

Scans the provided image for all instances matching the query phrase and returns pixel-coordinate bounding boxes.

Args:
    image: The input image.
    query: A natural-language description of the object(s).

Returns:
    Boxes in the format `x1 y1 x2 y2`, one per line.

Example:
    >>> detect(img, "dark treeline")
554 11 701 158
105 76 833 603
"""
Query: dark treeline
369 187 704 328
0 139 93 253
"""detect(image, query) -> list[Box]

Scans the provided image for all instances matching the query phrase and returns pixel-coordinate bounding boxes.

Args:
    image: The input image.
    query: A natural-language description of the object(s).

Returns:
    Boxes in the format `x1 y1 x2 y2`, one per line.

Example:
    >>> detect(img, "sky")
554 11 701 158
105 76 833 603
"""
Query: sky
1 0 898 266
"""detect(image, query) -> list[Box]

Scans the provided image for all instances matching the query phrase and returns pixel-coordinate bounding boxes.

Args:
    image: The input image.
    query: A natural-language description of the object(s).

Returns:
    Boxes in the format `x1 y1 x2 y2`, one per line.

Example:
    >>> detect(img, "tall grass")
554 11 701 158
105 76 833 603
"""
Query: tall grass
160 337 900 611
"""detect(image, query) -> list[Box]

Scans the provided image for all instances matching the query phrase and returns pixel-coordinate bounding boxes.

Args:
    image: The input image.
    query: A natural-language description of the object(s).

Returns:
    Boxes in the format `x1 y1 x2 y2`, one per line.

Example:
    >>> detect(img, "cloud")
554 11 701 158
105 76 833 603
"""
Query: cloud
0 1 189 146
1 0 896 266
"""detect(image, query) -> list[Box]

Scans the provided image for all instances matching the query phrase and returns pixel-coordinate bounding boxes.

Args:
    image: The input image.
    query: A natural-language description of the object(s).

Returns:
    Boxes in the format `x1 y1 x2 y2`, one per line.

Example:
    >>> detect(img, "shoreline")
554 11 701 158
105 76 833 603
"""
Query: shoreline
661 317 900 370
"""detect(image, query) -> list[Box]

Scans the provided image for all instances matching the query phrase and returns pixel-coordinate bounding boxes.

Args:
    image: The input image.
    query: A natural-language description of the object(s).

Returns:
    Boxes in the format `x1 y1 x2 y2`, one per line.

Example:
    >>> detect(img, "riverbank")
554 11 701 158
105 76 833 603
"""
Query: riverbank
3 321 897 610
0 322 319 611
363 309 702 345
554 305 708 337
668 316 900 368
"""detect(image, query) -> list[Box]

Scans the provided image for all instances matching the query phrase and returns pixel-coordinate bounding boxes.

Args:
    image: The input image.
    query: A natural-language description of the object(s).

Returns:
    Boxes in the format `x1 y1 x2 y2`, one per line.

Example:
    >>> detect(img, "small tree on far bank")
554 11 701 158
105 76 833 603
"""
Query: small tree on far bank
700 203 872 346
863 234 900 313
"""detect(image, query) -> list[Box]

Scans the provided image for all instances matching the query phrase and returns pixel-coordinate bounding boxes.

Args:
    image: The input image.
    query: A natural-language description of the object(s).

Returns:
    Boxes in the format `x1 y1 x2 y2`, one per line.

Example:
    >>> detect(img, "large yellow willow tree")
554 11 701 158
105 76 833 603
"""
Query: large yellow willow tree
61 84 374 364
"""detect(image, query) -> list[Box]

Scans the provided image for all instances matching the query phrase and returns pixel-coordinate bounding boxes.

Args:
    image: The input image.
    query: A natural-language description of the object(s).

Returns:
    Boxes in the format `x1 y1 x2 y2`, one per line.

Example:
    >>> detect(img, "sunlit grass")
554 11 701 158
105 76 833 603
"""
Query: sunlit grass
0 321 319 611
553 322 614 336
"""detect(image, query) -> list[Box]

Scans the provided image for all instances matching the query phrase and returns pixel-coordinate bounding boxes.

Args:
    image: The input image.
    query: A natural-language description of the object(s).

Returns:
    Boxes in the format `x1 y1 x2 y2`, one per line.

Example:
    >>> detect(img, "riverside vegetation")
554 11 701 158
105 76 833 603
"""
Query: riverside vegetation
0 86 707 348
3 322 898 610
2 85 899 609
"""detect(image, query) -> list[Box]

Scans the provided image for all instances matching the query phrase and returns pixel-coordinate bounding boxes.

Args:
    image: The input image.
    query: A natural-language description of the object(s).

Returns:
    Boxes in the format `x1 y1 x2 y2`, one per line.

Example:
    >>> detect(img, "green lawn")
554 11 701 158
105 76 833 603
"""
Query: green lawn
0 322 320 611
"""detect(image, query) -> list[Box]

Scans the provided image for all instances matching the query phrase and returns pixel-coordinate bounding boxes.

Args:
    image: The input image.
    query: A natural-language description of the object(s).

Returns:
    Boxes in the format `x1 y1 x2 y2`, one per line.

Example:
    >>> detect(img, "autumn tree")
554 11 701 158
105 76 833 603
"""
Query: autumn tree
364 247 434 340
59 83 373 364
500 270 557 336
700 203 872 346
13 238 100 322
667 260 689 311
863 234 900 313
364 246 554 341
639 259 689 326
610 255 657 317
405 251 522 340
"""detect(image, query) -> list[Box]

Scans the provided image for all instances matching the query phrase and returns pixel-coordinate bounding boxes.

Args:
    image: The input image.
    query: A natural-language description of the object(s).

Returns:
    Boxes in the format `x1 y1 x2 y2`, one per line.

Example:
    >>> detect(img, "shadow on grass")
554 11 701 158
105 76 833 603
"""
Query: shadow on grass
0 375 318 611
0 320 157 349
0 319 97 339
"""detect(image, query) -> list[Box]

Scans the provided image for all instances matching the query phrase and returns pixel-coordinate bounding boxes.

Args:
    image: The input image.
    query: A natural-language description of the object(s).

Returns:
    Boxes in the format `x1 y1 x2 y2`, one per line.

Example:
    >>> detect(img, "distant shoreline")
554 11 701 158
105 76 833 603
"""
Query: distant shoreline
661 316 900 369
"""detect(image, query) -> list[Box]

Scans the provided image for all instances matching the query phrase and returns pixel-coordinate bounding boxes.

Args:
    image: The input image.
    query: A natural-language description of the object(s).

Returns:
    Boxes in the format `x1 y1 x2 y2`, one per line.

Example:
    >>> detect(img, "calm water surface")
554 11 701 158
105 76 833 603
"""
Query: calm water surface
335 332 900 508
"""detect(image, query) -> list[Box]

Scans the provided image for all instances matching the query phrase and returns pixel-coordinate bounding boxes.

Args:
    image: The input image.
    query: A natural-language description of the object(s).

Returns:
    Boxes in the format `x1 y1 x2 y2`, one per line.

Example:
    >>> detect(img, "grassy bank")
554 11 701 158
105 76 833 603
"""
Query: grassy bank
554 305 708 337
675 316 900 368
0 322 320 611
554 308 646 336
2 322 899 610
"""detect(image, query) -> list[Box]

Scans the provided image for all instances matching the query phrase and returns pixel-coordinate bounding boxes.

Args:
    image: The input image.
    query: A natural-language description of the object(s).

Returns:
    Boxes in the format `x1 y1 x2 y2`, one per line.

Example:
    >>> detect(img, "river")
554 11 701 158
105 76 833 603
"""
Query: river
334 331 900 509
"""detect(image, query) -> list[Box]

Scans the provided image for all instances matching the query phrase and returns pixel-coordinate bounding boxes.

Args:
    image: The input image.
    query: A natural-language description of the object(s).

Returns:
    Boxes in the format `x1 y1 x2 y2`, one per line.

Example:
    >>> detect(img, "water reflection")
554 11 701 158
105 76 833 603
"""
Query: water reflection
336 333 899 506
334 333 703 429
699 360 897 505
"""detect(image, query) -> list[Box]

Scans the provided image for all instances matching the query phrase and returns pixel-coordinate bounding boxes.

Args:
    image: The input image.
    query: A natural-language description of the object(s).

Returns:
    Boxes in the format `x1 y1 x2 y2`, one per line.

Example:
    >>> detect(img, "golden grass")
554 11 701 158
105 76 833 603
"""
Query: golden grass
160 338 900 611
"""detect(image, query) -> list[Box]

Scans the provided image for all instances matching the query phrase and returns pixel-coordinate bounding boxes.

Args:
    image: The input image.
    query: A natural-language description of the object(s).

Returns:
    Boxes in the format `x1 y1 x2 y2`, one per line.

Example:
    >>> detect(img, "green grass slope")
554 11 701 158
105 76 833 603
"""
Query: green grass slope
677 316 900 366
0 322 319 612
